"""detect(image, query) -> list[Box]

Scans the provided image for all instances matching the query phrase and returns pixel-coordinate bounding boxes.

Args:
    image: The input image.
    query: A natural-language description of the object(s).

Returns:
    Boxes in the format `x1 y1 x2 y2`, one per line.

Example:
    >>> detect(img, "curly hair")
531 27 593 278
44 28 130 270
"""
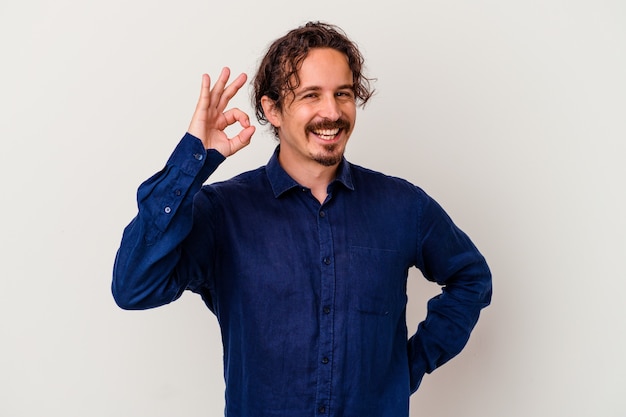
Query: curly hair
252 22 375 135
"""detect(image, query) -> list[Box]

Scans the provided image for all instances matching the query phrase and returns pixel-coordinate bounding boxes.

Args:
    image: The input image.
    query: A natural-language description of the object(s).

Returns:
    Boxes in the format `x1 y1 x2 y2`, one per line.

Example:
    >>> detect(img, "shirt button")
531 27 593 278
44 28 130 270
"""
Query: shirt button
323 257 331 265
193 153 203 161
319 211 326 218
175 190 182 196
321 357 329 364
318 406 326 414
323 306 331 314
164 206 172 214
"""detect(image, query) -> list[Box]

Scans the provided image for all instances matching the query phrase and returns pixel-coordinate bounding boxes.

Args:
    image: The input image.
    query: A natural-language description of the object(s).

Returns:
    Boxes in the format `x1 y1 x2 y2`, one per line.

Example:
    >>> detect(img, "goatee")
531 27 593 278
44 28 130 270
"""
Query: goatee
312 144 343 167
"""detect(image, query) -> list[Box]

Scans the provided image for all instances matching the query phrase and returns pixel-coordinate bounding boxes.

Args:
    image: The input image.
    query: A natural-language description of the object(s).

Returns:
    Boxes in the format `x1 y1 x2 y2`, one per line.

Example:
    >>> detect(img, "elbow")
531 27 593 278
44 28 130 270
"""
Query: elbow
111 280 143 310
445 258 493 307
111 268 180 310
111 248 184 310
481 262 493 305
112 258 139 309
111 250 152 310
469 262 493 308
111 265 150 310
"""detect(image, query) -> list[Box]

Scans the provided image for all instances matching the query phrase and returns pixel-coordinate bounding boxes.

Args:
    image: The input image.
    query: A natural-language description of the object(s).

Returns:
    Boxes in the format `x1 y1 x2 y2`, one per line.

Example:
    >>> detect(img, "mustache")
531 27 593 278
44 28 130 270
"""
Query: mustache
306 118 351 132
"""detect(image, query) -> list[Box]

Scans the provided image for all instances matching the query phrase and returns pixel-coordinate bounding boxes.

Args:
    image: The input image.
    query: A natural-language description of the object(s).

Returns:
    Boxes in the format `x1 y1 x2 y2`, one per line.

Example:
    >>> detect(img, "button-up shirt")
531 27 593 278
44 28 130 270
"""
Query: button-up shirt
112 133 492 417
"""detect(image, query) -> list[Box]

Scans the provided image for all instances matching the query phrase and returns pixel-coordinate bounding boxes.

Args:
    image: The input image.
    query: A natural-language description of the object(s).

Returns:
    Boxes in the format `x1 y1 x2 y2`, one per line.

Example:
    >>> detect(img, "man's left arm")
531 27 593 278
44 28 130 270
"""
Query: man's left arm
408 194 492 393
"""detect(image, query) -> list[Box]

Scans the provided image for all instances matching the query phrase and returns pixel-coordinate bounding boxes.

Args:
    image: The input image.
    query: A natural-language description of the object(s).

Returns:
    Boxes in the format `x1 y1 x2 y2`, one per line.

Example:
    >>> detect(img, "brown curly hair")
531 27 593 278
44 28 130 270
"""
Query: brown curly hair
252 21 375 136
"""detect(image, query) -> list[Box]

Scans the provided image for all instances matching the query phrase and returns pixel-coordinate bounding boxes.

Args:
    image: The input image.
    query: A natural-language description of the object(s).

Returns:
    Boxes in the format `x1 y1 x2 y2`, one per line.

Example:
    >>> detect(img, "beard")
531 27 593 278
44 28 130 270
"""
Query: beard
306 118 351 167
312 143 343 166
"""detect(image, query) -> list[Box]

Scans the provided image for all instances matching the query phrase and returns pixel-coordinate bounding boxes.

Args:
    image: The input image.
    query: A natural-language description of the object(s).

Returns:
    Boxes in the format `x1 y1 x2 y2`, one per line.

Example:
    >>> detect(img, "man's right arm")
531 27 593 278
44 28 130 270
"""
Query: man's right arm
111 133 224 309
112 68 255 309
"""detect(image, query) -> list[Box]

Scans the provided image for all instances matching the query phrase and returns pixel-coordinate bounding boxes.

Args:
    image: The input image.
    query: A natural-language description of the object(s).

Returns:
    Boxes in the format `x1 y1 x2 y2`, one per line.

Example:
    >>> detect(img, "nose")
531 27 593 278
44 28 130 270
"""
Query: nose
318 94 342 120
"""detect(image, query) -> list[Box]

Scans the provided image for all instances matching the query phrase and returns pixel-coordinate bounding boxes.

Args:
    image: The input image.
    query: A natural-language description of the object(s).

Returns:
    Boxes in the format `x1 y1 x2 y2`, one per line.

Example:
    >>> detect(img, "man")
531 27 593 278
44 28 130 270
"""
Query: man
113 21 492 417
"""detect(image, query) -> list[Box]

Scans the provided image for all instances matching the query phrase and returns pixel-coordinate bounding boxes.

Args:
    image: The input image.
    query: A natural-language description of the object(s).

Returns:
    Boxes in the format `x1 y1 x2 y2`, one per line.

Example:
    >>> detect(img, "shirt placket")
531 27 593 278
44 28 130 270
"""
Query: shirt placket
315 204 335 415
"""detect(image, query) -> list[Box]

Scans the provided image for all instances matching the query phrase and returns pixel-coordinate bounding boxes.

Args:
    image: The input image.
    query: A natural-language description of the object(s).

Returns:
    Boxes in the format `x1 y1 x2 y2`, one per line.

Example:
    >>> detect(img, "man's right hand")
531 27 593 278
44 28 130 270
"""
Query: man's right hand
187 67 256 156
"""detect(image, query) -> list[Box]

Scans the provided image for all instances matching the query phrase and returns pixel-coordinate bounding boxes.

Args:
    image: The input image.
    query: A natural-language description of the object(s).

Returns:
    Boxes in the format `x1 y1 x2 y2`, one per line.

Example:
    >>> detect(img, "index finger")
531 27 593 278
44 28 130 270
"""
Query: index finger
208 67 231 108
193 73 212 115
214 71 248 112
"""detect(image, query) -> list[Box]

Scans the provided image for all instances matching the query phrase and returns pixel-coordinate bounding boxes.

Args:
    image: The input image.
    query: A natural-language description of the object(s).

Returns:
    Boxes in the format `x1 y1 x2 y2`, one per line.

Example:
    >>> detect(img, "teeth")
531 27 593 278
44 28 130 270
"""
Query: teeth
313 128 340 140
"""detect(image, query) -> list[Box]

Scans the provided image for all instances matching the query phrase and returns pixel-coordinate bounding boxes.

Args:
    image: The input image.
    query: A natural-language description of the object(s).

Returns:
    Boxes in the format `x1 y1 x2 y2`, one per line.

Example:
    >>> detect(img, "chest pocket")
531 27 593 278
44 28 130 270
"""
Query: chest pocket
348 246 408 316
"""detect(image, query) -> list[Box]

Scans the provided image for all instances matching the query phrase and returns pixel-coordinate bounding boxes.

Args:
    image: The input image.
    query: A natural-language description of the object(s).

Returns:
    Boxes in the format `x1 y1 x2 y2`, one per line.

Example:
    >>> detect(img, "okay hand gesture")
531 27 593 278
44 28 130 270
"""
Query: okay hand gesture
187 67 256 156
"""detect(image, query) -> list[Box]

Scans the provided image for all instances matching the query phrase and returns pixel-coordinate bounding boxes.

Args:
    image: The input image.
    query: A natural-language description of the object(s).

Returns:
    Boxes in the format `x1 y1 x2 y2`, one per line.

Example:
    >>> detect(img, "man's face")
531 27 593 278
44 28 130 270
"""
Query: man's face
270 47 357 168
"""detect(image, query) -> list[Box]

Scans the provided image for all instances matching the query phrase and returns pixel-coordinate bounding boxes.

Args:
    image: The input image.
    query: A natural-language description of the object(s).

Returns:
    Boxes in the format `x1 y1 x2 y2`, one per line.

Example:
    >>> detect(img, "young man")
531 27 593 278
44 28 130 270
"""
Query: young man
113 22 492 417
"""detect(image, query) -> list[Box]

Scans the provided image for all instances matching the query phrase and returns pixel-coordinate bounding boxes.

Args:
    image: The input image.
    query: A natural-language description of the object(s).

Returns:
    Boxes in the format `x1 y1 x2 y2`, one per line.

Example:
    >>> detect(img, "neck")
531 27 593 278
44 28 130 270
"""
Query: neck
278 153 339 204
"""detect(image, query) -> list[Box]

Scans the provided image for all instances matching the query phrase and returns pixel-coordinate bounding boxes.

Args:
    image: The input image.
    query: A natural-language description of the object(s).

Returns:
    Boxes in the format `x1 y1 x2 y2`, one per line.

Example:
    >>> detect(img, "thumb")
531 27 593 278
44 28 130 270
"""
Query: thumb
229 125 256 154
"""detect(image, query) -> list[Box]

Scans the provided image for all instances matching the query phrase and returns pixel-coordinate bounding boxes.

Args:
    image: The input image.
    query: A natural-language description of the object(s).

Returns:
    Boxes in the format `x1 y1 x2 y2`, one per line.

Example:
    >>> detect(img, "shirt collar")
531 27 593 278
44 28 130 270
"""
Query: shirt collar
266 146 355 198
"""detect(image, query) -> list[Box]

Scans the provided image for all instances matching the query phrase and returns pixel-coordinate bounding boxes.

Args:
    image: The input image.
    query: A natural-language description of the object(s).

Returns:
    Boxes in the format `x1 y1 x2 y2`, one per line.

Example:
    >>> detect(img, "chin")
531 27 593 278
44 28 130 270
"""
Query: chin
312 145 344 166
314 156 342 167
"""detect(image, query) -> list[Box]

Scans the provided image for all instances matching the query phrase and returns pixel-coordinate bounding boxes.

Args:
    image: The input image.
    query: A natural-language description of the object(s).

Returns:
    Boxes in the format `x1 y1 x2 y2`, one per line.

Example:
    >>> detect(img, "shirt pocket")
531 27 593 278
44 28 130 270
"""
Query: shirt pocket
348 246 407 316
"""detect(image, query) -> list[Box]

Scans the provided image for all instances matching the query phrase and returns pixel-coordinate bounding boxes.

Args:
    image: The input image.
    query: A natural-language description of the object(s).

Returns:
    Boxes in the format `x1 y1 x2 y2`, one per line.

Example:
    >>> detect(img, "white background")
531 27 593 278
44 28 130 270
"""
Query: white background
1 1 624 416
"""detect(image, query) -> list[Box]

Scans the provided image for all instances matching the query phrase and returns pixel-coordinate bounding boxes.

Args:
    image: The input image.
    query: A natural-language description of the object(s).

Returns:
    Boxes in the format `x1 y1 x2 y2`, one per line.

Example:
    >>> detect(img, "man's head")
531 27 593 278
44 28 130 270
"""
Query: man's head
252 22 374 168
253 22 375 138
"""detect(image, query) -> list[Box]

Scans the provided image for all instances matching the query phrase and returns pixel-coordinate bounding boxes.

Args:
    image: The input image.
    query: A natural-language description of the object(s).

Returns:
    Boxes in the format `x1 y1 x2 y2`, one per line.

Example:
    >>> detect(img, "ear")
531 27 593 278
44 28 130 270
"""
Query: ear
261 96 282 128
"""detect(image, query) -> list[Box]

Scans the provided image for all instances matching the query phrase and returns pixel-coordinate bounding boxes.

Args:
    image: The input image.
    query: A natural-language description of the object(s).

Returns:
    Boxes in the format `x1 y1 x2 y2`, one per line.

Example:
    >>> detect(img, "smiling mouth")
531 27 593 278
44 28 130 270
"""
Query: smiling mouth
307 118 351 142
311 128 341 141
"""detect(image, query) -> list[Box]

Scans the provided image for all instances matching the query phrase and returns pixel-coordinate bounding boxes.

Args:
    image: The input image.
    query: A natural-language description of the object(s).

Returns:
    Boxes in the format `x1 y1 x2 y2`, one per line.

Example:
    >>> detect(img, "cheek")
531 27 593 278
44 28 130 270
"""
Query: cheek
343 103 357 120
285 107 316 126
346 111 357 130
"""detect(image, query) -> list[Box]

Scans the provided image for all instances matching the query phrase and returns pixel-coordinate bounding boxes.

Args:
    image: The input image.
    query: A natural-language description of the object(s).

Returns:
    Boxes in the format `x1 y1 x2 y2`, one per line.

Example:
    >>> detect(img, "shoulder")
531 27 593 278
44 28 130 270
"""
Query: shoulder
205 165 268 195
347 163 460 238
348 162 429 200
193 165 269 209
214 165 267 187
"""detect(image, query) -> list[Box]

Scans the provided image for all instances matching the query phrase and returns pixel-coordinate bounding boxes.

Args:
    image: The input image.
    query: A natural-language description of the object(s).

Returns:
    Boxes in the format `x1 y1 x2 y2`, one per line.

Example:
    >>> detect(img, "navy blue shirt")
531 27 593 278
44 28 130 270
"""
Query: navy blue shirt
112 133 492 417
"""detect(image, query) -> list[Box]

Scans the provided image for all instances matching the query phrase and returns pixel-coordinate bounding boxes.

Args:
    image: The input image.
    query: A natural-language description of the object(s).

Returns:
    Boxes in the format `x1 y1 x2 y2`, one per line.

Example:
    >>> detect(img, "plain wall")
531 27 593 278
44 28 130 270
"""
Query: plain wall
1 0 624 416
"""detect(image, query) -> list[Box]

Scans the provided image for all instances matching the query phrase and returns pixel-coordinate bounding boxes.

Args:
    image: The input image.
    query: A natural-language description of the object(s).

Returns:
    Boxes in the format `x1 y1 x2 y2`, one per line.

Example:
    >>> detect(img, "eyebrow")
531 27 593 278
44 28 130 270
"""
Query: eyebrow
295 84 355 96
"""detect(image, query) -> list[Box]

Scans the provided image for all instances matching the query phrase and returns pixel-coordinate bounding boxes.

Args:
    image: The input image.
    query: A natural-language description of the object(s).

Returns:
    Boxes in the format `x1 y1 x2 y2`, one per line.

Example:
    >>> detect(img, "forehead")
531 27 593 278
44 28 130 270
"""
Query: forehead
296 48 353 87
